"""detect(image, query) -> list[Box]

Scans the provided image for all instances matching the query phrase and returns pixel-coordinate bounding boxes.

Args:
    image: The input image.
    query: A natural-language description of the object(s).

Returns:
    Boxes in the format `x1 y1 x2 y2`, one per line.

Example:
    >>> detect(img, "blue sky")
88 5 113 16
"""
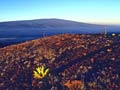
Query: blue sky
0 0 120 24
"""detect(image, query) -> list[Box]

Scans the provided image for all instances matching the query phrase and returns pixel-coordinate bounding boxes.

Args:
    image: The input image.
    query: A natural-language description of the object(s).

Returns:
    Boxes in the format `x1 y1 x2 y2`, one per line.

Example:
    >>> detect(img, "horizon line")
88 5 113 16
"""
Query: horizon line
0 18 120 26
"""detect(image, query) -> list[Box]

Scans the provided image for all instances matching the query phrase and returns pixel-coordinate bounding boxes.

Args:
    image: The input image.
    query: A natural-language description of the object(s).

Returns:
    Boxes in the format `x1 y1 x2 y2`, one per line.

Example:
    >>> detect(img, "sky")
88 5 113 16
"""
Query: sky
0 0 120 24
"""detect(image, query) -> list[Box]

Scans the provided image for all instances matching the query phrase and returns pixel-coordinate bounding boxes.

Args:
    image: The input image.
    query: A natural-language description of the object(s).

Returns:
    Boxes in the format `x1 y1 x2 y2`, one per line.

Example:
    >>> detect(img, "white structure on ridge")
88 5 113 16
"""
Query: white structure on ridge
104 27 107 35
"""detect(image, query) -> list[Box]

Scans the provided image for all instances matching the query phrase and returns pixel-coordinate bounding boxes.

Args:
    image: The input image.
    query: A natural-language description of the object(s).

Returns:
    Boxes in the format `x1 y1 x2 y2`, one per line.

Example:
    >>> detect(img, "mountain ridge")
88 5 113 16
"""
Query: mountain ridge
0 18 119 48
0 18 101 25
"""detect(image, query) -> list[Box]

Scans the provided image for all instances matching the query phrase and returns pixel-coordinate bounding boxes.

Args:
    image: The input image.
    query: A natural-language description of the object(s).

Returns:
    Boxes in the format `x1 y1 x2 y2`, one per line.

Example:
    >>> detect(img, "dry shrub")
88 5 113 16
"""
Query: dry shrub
64 80 84 90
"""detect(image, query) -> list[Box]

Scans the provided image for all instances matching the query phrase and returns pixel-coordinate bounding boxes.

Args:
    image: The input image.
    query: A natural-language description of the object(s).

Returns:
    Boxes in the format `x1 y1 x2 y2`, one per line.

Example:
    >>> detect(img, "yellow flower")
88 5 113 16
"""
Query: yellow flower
33 66 49 79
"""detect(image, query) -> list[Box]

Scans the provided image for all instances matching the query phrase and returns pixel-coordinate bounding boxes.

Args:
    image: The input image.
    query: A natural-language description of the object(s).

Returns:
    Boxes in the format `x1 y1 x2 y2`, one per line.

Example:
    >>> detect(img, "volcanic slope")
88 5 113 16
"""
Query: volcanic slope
0 34 120 90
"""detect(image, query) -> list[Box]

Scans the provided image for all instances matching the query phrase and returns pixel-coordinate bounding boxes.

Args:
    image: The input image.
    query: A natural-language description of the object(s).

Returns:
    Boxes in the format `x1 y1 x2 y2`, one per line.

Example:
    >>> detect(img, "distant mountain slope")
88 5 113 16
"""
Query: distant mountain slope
0 19 120 48
0 18 100 28
0 18 118 38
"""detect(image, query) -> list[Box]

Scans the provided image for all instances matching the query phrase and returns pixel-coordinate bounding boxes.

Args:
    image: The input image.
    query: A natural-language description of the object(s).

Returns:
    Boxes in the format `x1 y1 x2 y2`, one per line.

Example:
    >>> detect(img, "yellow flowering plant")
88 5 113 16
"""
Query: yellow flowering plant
33 66 49 79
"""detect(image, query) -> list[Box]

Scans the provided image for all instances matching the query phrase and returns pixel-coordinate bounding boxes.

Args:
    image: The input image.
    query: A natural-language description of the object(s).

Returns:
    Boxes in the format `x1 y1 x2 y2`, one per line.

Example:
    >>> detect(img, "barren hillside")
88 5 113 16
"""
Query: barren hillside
0 34 120 90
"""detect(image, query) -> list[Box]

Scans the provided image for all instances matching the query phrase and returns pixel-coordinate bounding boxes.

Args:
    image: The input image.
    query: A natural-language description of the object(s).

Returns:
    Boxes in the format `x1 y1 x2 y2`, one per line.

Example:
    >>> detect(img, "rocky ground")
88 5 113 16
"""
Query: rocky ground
0 34 120 90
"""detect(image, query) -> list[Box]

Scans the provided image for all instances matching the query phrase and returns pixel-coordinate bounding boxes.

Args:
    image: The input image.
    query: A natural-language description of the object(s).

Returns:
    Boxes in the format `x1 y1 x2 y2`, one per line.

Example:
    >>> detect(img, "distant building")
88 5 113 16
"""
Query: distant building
112 33 116 36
